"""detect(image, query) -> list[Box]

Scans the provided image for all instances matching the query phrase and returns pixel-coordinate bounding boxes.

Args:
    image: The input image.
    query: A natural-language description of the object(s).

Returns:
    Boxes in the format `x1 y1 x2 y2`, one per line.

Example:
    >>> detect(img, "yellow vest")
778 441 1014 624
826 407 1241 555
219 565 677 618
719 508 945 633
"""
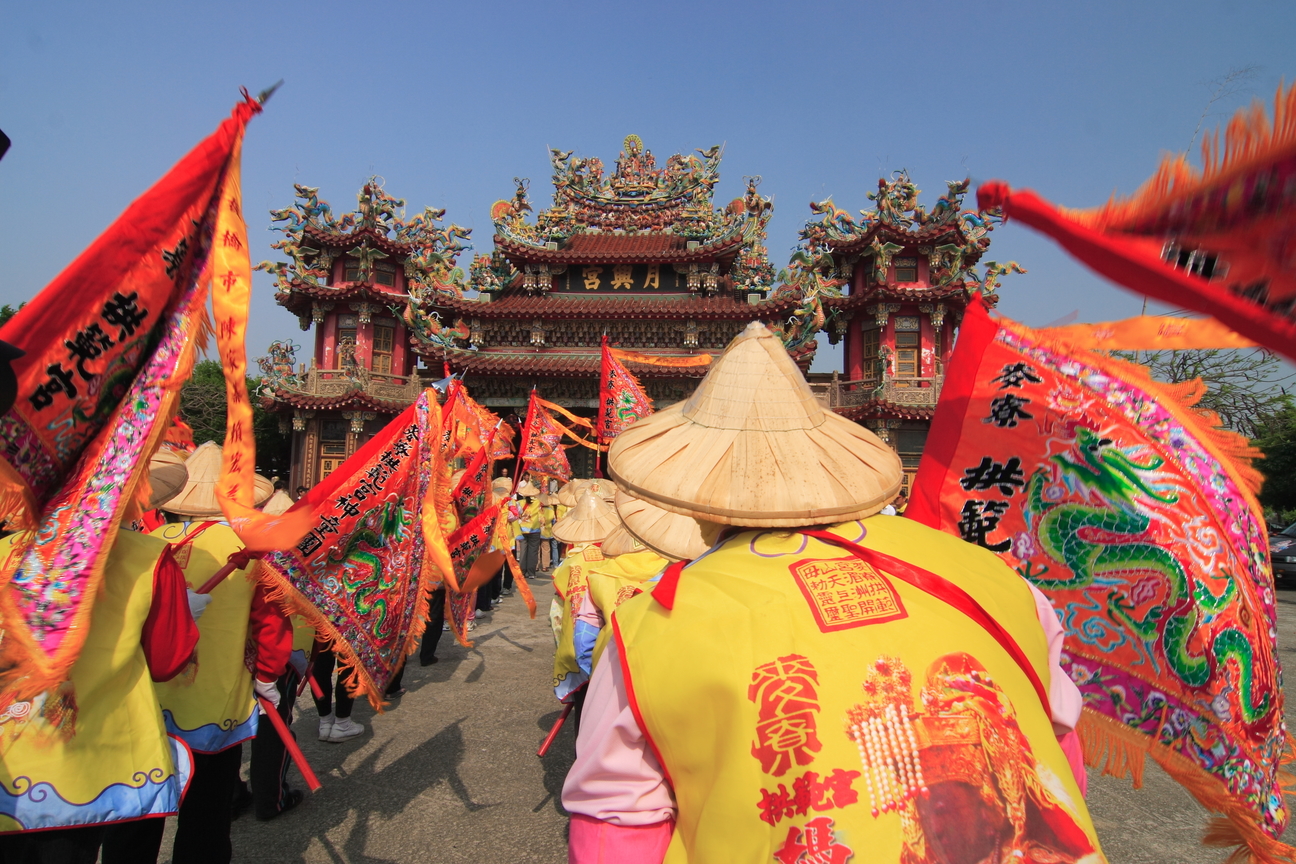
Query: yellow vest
540 505 557 539
151 522 258 753
552 544 604 701
0 531 190 831
614 518 1105 864
584 549 667 671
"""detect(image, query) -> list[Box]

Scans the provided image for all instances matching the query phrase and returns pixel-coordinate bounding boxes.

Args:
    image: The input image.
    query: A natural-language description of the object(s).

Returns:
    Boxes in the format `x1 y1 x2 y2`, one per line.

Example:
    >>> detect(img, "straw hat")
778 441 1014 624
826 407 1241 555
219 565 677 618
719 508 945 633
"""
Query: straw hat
538 493 555 506
552 491 619 544
261 488 295 516
569 478 617 501
162 441 275 517
608 322 902 528
556 481 579 508
614 490 716 562
146 447 189 510
601 522 648 557
517 480 540 497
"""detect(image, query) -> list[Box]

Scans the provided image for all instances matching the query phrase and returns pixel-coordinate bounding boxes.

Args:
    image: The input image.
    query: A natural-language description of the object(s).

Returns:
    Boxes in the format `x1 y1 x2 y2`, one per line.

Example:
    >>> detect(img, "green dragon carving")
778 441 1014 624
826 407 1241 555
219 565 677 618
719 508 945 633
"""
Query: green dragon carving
1023 428 1265 721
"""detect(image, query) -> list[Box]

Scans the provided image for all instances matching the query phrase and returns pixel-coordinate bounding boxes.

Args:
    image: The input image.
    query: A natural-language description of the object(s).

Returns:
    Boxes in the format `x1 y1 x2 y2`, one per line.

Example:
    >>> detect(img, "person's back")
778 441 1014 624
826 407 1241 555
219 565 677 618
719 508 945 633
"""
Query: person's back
615 516 1102 863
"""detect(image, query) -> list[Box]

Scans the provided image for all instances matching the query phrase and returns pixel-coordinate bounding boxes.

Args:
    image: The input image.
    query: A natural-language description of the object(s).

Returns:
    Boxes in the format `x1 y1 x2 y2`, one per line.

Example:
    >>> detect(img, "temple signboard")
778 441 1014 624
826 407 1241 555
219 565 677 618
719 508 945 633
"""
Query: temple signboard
554 263 685 293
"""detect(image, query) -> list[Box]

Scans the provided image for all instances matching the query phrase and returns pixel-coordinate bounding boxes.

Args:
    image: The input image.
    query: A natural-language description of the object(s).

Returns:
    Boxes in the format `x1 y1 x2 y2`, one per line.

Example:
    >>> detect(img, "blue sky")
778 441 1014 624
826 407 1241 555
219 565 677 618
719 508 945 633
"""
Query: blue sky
1 0 1292 373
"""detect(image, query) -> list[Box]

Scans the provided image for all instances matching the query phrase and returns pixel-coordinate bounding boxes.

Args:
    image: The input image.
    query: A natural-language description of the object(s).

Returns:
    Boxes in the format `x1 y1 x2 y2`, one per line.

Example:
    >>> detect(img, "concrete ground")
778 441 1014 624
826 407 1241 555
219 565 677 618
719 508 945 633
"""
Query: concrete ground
150 576 1296 863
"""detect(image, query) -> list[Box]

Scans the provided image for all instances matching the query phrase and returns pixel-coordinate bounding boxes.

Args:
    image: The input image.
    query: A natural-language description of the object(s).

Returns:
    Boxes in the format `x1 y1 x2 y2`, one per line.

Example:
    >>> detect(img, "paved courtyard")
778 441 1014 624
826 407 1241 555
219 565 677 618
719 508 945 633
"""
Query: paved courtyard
151 577 1296 863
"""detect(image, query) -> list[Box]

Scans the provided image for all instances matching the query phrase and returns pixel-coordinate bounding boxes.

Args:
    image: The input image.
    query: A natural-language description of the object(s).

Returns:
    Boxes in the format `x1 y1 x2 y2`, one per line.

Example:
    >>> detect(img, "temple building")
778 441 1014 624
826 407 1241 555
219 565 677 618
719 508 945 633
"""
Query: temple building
800 172 1013 494
257 144 1009 491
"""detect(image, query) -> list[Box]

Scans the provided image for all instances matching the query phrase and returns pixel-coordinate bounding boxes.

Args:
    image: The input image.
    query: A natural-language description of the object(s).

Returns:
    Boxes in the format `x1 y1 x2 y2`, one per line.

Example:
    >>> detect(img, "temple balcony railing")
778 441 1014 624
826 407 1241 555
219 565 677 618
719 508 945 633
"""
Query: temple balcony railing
276 366 426 403
809 373 945 409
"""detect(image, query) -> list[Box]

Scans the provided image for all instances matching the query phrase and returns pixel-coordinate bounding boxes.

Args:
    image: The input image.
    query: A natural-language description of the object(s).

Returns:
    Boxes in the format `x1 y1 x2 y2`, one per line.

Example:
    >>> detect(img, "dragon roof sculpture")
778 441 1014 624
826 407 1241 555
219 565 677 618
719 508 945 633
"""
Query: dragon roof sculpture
256 177 473 308
490 135 753 248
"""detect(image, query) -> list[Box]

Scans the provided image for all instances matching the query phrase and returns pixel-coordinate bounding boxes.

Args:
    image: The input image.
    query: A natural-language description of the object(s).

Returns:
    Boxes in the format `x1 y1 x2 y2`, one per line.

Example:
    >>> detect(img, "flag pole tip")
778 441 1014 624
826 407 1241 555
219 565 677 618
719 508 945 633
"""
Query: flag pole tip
257 80 284 105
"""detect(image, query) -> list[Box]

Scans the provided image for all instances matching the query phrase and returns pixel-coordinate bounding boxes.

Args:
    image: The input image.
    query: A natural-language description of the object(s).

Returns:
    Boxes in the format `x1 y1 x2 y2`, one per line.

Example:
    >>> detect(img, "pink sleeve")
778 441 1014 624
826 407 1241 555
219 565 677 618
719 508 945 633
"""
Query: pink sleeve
562 640 676 829
575 591 604 629
1029 583 1088 796
1029 583 1083 734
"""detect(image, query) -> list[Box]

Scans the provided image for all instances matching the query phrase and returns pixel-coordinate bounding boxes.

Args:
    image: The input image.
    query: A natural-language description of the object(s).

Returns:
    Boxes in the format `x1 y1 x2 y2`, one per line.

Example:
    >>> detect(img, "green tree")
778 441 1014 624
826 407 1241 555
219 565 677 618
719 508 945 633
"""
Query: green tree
1254 405 1296 523
179 359 292 482
1118 348 1292 438
0 303 26 327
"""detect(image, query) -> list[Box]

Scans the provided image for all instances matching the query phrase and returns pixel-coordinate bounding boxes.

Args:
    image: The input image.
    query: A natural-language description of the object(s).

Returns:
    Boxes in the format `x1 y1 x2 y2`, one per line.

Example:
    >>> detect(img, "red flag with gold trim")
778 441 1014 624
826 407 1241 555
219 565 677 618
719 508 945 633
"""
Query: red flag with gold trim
598 336 654 440
908 299 1291 862
977 82 1296 361
0 96 263 702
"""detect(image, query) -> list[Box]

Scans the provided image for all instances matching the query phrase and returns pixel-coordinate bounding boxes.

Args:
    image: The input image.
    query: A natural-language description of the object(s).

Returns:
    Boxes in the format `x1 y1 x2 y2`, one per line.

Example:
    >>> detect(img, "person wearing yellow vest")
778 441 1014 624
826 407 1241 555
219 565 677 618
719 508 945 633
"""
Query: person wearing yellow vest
563 322 1102 864
538 492 558 575
514 480 544 583
571 493 718 679
0 504 203 862
551 491 619 706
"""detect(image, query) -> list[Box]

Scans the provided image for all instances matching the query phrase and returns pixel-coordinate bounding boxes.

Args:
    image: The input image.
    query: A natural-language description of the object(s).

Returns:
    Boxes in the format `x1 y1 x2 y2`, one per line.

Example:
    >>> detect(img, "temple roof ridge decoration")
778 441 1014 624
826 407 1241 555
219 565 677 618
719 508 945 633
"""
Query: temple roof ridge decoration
256 177 474 312
489 135 762 252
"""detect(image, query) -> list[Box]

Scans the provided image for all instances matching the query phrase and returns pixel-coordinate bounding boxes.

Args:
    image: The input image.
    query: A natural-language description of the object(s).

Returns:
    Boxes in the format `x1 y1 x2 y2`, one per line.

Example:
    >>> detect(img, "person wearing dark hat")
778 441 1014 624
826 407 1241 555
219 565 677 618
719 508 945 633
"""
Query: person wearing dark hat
561 323 1101 864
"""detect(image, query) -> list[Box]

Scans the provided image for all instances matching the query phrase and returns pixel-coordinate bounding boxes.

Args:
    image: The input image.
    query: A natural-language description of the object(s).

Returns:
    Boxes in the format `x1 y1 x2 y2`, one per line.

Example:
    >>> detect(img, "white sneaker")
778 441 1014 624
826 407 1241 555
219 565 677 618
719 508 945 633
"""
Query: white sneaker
318 713 334 742
328 716 364 742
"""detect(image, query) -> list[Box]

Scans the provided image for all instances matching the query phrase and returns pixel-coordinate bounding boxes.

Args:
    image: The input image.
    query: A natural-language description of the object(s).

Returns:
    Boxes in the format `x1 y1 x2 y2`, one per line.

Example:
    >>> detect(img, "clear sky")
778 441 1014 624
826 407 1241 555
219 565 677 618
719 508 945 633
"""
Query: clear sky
1 0 1292 373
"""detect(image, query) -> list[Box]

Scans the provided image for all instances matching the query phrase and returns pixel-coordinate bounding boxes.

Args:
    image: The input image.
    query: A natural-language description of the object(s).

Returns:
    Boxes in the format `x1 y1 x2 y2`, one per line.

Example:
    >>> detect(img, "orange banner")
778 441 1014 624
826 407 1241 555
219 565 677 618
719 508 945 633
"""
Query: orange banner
609 347 712 368
210 136 312 550
536 397 593 428
1036 315 1259 351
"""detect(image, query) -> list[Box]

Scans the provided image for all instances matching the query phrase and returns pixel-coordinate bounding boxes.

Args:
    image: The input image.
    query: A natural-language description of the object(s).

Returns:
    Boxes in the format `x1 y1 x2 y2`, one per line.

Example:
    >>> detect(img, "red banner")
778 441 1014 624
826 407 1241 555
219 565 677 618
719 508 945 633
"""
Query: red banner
908 300 1291 861
0 98 259 702
598 337 654 440
977 82 1296 361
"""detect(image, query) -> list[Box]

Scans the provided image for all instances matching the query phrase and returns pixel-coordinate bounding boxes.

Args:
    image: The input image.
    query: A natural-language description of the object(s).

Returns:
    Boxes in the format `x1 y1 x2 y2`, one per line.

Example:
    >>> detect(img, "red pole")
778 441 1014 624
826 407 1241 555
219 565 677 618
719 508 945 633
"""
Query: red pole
257 697 323 792
537 702 574 757
513 388 538 494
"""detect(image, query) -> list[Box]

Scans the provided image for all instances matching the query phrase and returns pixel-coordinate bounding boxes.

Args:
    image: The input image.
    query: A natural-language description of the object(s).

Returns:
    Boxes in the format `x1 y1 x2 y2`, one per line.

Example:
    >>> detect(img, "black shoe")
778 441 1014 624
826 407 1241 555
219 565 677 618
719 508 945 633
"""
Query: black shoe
231 782 253 821
420 656 439 666
257 788 304 821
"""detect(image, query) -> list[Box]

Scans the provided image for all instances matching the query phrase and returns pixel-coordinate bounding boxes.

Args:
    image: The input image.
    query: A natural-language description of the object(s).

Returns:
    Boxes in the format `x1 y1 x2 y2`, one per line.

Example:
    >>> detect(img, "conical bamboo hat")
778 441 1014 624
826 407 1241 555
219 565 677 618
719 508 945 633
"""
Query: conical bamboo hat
608 322 902 527
163 441 275 517
601 523 647 557
147 448 189 510
261 489 295 516
571 478 617 501
552 490 619 544
614 490 717 562
556 481 579 508
491 477 512 497
517 480 540 497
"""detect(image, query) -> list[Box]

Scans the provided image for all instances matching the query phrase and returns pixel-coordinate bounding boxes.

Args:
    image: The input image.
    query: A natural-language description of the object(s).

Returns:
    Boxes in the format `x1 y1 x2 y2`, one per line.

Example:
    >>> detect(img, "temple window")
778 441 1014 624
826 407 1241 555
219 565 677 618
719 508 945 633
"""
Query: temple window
894 257 918 283
336 315 358 368
894 316 921 379
374 260 397 287
861 327 880 381
895 428 928 496
372 318 395 374
320 419 348 479
343 257 362 282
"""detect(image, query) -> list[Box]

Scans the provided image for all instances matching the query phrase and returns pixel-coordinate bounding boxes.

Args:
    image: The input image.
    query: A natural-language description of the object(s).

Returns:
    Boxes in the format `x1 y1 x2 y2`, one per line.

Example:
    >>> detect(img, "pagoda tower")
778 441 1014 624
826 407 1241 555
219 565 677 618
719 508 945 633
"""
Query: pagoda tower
255 179 472 490
801 172 1011 494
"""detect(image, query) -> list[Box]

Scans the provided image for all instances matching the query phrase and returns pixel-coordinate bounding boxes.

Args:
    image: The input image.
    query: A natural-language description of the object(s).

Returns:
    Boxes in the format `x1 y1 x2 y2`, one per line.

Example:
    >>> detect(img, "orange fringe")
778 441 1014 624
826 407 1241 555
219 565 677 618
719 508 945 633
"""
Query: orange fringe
1069 81 1296 230
1081 711 1296 863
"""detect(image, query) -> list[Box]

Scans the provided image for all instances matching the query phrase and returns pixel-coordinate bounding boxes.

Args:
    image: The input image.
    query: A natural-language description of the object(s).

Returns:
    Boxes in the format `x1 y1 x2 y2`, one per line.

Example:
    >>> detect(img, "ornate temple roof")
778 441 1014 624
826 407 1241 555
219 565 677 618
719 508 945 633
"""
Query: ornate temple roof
490 135 752 259
437 341 816 377
258 178 474 318
427 292 799 321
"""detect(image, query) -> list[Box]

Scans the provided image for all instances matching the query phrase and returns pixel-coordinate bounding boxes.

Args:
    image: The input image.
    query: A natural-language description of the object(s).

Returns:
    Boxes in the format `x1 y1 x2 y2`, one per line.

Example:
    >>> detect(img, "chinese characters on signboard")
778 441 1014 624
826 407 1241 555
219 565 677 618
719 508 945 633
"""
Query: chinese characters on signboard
557 263 681 293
